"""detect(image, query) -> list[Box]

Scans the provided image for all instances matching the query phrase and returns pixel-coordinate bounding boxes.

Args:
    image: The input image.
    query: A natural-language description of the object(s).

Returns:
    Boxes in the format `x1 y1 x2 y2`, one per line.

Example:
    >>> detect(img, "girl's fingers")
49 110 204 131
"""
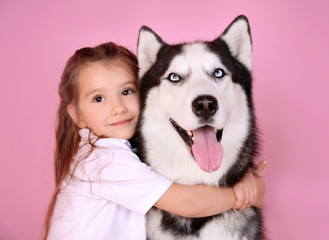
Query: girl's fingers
233 190 244 210
253 160 267 176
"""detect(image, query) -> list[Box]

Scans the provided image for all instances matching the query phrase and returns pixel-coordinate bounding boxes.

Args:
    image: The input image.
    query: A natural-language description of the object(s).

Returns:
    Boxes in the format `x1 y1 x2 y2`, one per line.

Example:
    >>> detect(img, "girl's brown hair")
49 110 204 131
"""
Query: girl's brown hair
43 42 138 239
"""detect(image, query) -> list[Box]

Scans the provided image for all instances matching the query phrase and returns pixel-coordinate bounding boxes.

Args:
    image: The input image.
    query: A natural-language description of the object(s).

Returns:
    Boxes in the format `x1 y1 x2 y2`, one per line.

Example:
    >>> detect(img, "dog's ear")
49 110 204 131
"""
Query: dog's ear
137 26 164 79
220 15 252 71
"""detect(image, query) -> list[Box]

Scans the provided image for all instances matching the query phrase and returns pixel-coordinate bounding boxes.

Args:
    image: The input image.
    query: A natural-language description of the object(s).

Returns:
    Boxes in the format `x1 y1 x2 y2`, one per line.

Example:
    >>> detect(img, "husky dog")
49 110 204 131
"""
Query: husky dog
135 15 264 240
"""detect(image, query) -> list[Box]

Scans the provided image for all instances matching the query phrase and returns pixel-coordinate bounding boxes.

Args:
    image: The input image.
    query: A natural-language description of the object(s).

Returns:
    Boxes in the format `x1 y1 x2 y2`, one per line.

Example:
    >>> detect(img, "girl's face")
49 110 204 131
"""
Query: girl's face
69 61 140 140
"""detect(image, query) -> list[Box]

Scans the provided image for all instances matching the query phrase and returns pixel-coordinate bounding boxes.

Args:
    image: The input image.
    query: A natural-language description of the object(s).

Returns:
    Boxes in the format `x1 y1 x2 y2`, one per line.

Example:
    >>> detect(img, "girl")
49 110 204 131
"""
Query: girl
44 42 266 239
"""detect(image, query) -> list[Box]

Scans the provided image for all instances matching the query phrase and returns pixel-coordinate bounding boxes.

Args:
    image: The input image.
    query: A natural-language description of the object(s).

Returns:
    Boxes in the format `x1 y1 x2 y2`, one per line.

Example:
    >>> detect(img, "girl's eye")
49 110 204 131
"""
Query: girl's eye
122 89 133 96
93 96 105 103
168 73 181 82
214 68 226 78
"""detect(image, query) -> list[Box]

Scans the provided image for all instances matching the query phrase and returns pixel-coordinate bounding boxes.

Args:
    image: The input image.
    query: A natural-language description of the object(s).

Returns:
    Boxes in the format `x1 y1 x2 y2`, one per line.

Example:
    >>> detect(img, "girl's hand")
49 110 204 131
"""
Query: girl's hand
232 160 266 210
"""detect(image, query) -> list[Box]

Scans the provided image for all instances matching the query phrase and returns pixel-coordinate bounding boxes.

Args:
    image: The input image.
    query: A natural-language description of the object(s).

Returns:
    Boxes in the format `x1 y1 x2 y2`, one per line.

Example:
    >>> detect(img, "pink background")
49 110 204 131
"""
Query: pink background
1 0 328 239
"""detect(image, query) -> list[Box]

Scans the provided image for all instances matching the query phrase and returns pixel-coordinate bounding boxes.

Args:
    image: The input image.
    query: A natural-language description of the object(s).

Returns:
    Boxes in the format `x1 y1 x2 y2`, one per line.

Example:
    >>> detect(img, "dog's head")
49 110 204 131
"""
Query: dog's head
137 16 253 173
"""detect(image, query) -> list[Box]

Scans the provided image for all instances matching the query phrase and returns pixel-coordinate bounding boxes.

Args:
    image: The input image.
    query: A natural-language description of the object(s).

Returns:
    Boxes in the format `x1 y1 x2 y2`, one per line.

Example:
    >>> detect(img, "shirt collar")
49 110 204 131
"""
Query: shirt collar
78 128 133 150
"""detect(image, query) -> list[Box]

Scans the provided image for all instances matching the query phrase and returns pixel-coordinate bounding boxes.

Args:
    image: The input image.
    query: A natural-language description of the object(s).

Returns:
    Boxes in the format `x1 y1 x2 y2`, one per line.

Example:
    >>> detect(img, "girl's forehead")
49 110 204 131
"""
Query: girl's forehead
77 61 137 91
83 60 136 78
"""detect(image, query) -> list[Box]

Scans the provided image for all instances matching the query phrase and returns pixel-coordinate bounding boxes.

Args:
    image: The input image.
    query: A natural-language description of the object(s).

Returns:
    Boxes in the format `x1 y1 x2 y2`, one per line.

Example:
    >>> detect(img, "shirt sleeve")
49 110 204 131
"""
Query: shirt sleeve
80 146 173 215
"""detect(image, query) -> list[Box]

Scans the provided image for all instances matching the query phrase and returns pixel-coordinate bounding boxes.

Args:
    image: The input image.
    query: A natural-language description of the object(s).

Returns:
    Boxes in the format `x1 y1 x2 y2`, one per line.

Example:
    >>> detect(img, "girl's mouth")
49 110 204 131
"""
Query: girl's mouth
110 118 133 126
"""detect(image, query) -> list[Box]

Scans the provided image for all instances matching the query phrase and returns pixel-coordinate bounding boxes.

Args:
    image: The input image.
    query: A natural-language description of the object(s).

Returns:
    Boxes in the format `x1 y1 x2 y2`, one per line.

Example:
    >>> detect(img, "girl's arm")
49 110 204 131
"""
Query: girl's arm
154 183 236 218
154 160 266 218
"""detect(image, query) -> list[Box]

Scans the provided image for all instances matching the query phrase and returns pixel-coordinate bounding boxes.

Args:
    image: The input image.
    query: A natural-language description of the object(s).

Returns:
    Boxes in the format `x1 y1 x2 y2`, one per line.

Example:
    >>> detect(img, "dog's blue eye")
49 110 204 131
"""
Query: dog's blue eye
168 73 181 82
214 68 225 78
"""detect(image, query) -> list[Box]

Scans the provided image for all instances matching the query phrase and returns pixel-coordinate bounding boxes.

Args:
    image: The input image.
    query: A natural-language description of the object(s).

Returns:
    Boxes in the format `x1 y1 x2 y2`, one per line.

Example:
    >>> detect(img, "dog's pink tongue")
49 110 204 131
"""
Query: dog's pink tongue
192 127 223 173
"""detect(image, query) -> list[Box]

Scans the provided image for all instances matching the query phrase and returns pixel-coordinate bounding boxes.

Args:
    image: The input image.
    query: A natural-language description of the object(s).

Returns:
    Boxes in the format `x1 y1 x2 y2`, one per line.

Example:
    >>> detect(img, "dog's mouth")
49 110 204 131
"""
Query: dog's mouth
169 118 223 173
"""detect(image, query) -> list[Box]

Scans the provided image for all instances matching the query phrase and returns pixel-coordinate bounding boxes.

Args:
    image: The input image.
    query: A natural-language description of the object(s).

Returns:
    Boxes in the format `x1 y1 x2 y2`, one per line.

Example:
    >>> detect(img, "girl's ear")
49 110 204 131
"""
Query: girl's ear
67 104 86 128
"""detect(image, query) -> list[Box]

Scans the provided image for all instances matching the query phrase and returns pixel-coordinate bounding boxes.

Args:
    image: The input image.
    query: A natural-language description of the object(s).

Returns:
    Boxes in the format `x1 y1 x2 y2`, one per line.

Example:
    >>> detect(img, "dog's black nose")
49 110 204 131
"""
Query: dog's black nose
192 95 218 121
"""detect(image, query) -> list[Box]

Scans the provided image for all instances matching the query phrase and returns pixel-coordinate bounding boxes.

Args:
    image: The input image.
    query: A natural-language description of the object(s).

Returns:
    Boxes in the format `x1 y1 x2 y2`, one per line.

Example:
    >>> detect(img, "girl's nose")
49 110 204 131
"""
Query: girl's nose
110 98 127 115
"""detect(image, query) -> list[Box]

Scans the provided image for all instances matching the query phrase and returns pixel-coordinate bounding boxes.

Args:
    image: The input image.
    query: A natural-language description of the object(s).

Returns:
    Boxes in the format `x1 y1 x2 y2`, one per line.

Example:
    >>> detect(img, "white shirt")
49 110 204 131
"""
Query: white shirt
48 128 172 240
